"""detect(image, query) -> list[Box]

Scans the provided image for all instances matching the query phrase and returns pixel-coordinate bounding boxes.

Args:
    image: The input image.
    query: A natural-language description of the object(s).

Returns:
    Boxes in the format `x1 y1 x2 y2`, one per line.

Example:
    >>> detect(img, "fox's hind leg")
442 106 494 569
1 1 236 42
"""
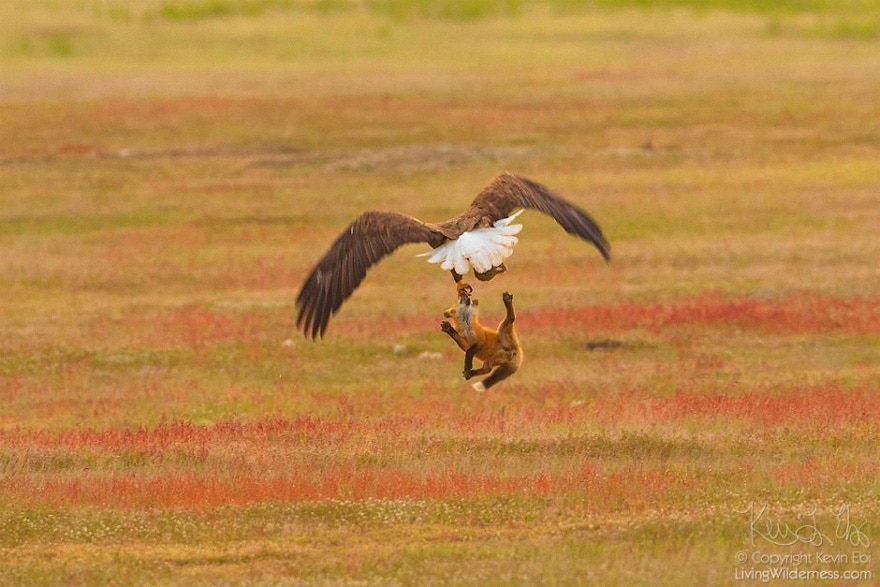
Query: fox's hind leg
462 344 492 380
463 343 478 374
473 362 518 392
502 292 516 323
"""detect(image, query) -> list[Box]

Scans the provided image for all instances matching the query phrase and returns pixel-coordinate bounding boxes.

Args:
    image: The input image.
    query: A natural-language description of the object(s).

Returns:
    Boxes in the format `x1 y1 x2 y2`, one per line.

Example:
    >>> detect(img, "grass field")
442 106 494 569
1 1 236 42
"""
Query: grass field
1 1 878 585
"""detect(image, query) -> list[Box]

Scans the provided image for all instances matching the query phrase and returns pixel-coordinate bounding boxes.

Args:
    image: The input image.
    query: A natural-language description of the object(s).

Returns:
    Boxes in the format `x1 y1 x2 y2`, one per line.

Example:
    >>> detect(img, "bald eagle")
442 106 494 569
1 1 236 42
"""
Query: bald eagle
296 172 610 339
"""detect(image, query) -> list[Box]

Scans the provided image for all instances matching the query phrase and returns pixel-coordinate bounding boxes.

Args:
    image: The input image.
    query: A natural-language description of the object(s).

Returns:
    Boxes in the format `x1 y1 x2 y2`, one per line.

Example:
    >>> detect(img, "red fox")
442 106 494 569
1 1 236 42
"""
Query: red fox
440 281 523 391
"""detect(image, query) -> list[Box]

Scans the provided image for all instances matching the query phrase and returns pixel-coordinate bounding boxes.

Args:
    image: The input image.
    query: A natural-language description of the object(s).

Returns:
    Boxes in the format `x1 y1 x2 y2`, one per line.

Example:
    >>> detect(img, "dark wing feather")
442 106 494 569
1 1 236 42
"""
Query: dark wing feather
469 172 611 261
296 211 442 339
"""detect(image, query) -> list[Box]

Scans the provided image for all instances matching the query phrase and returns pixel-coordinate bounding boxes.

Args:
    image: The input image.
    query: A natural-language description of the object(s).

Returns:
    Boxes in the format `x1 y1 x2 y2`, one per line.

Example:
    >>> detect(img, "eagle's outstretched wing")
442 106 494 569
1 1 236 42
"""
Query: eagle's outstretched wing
296 211 442 339
467 172 611 262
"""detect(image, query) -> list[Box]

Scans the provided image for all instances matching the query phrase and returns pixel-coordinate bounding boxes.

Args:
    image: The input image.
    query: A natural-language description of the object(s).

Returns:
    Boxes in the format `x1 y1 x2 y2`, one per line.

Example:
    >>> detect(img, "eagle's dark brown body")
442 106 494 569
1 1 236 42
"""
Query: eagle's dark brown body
296 172 610 339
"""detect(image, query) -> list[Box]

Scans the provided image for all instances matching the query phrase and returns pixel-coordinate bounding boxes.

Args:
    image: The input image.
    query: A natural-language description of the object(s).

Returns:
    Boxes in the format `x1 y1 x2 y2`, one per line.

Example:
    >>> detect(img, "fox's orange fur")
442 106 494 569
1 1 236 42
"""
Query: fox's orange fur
440 281 523 391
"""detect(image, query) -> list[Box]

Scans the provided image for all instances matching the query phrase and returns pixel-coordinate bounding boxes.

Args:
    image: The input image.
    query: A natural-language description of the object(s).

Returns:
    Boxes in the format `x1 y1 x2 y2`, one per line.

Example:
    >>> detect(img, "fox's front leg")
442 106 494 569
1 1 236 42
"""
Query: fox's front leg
441 320 471 352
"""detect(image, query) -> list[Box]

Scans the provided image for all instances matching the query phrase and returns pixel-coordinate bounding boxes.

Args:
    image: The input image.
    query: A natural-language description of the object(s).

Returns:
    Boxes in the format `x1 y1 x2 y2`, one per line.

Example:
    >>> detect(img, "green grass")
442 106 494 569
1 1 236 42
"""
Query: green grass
1 1 879 585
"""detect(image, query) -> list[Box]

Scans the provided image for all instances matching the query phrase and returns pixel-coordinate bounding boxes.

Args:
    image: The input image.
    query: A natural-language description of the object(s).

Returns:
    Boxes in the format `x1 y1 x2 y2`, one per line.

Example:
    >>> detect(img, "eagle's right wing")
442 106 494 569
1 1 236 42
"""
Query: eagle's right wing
296 211 442 339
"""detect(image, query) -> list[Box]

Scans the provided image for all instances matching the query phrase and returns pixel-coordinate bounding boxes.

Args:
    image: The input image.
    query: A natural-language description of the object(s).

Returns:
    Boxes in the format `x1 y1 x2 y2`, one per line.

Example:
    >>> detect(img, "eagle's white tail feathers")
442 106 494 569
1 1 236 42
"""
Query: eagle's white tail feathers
419 211 523 275
492 210 524 228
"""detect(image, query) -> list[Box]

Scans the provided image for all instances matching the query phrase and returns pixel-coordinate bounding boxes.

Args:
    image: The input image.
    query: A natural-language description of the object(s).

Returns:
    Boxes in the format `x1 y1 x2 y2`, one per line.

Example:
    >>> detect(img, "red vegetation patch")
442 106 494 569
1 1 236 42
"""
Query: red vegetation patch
522 293 880 335
0 416 564 507
327 292 880 339
1 382 875 509
768 457 874 490
576 384 878 430
7 469 560 509
8 417 348 451
645 384 879 427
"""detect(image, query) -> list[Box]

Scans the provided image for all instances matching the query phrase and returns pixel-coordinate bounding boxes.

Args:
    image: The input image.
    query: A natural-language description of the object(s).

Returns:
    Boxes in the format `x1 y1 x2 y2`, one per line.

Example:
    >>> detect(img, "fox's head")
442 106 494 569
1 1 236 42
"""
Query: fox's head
456 281 473 304
444 281 477 319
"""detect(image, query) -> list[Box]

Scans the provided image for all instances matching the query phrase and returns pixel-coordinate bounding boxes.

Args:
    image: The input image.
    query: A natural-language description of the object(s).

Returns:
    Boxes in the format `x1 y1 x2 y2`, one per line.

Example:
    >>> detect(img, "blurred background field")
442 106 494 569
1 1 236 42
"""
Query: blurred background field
1 1 878 585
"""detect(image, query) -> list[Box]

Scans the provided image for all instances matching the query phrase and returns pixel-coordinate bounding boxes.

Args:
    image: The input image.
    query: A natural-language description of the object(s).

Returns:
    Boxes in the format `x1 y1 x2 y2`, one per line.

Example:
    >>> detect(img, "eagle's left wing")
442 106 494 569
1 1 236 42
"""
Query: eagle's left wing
468 172 611 262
